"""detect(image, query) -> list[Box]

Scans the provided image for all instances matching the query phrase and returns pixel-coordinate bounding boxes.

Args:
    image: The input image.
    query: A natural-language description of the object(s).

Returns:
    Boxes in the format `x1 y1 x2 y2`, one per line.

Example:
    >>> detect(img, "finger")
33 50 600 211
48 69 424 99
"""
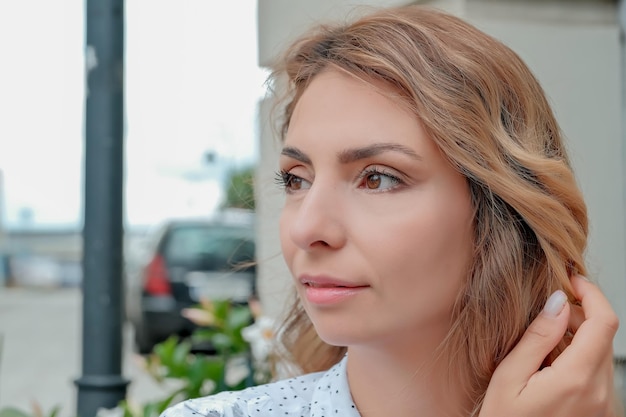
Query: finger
491 290 570 388
568 303 585 332
570 275 619 342
551 276 618 369
571 275 618 327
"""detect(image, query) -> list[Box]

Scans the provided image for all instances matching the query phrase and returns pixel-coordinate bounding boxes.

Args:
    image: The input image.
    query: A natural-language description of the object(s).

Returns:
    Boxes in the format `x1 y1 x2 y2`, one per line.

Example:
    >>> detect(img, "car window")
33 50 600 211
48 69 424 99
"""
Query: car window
162 225 254 270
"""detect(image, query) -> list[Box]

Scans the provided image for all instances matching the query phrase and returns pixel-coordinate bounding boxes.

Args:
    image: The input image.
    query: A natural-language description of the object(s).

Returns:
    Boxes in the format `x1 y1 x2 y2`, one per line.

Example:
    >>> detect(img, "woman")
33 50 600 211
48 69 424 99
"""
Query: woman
163 5 620 417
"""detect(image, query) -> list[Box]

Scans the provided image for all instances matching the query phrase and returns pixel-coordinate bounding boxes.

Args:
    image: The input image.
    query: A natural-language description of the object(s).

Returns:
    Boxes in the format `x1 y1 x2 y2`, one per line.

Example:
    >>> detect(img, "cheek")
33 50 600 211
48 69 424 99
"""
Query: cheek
371 196 474 296
279 208 296 268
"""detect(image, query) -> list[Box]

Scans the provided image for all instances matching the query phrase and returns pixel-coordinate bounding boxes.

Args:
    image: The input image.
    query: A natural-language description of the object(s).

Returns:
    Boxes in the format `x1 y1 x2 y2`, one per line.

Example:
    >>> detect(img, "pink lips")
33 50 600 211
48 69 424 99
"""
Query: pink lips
299 275 369 305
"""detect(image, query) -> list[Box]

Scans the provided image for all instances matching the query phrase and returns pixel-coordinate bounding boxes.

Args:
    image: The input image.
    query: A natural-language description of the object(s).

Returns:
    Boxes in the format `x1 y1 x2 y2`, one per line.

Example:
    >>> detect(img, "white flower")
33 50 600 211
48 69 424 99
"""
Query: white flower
241 316 275 363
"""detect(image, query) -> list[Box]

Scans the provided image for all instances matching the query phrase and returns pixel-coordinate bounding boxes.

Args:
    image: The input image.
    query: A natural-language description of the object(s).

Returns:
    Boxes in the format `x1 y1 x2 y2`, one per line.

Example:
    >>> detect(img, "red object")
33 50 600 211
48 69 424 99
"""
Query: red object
143 255 171 295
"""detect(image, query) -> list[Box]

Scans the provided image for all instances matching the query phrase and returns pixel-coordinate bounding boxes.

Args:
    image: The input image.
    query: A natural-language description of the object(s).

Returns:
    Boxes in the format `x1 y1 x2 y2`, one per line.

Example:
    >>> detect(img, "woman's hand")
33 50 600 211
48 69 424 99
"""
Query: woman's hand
480 275 621 417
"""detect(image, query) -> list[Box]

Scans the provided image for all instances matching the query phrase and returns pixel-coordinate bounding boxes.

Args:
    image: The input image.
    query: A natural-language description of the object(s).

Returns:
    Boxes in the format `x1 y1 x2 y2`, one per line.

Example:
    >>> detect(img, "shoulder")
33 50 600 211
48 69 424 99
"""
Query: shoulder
160 371 325 417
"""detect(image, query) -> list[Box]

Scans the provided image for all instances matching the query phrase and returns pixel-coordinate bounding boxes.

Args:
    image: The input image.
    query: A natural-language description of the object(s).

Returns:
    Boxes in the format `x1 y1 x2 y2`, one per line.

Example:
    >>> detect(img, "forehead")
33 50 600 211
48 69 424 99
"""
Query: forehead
285 70 433 155
287 70 415 135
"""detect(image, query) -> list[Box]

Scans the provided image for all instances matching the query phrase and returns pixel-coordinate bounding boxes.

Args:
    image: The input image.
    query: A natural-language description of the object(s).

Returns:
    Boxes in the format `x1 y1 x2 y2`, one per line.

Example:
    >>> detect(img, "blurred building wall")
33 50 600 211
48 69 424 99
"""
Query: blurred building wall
255 0 626 359
0 169 5 285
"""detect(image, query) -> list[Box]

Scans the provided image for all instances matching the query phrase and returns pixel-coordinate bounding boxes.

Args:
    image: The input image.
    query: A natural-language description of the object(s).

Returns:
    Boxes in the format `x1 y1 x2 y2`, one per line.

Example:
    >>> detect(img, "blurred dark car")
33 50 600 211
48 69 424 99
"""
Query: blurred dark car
126 215 256 354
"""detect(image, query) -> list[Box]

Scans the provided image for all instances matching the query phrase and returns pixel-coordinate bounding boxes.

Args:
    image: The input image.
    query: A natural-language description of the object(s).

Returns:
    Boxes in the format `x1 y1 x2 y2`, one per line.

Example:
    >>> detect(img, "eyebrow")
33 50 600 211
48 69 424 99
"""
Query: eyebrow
281 146 312 164
337 143 421 163
281 143 421 165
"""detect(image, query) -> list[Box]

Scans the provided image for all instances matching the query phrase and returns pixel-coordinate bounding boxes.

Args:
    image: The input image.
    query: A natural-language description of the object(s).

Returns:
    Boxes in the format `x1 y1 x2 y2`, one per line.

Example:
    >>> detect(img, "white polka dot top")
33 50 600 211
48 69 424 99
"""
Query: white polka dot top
160 355 360 417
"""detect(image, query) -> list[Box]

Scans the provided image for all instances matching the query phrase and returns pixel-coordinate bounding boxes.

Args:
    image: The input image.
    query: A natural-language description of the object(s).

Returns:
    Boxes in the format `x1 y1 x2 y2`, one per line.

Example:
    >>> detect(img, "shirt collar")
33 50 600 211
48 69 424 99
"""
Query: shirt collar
310 355 360 416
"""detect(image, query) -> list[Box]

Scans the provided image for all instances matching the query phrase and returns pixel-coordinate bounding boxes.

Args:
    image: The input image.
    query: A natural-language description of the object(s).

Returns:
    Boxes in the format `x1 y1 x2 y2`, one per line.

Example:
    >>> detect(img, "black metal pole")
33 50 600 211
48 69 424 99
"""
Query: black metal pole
75 1 128 416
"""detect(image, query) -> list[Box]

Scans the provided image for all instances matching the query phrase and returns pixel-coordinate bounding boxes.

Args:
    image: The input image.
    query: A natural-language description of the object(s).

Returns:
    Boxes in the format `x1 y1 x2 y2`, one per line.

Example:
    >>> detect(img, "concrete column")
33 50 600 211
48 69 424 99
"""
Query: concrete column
616 0 626 405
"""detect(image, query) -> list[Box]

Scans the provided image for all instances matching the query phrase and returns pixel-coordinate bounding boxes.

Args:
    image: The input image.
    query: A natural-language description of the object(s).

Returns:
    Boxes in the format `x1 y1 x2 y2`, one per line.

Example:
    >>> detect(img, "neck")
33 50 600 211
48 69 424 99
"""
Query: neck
346 336 471 417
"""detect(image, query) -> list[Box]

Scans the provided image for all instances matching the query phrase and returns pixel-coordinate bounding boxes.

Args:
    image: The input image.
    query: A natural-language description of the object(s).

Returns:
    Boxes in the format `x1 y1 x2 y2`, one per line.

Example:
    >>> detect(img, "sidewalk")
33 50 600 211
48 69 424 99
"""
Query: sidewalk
0 287 171 417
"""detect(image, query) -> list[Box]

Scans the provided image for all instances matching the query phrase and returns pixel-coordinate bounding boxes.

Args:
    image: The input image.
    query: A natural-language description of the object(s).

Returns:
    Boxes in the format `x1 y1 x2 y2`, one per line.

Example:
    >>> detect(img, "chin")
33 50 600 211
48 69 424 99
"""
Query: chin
311 322 370 347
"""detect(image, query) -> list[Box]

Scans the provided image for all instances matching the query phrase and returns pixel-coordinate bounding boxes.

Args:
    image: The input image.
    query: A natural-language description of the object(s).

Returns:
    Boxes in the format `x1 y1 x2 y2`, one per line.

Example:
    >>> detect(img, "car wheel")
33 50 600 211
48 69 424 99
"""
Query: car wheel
133 322 155 354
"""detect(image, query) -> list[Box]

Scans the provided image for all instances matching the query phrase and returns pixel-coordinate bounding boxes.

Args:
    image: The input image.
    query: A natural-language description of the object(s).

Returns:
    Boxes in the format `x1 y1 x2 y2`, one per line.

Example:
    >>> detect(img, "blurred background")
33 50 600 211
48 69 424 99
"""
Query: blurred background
0 0 625 416
0 0 266 414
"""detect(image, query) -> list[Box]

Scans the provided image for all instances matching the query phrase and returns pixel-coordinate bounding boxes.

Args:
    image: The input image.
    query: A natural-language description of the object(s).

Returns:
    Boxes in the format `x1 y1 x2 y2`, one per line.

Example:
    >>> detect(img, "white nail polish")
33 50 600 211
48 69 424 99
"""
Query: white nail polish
543 290 567 317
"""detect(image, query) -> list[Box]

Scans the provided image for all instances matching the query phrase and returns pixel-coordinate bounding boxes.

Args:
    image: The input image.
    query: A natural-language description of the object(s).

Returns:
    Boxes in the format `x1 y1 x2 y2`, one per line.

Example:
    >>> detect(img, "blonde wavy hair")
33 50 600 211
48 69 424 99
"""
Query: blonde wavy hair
269 5 588 414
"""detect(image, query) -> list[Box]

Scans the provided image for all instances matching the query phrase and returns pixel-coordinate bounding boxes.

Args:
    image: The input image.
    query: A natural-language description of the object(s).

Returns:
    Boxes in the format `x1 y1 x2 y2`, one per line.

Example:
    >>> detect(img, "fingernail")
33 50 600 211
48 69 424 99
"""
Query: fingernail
543 290 567 317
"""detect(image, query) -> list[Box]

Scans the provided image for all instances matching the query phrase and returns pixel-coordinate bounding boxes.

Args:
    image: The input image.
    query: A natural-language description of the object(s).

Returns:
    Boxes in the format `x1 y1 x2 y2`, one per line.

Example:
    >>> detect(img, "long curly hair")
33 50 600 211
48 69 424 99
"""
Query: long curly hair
268 5 588 414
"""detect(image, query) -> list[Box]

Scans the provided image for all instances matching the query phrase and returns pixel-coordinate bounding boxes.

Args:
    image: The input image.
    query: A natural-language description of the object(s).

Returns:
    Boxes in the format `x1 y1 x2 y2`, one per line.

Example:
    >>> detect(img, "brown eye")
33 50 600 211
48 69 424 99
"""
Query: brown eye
277 170 312 193
365 174 382 189
289 176 303 190
359 169 402 192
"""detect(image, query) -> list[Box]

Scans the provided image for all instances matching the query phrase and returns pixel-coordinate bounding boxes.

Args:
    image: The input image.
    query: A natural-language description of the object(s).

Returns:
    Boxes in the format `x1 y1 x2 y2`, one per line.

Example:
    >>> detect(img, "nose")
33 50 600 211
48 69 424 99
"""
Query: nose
286 181 347 251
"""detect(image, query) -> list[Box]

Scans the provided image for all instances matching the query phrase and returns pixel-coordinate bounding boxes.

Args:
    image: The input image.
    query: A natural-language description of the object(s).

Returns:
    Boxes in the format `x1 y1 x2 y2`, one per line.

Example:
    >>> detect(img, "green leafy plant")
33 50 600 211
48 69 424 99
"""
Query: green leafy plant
0 299 274 417
119 299 272 417
0 405 61 417
221 166 255 210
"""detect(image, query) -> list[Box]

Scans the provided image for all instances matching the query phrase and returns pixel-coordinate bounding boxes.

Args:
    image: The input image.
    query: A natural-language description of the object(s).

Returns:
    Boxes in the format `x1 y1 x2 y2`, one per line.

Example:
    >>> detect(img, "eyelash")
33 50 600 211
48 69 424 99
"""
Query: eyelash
357 167 403 192
275 169 303 193
275 167 404 193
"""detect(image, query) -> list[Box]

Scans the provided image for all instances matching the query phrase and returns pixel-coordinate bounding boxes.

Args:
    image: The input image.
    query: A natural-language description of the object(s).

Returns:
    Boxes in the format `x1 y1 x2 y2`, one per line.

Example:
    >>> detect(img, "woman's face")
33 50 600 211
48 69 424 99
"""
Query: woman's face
279 70 474 351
